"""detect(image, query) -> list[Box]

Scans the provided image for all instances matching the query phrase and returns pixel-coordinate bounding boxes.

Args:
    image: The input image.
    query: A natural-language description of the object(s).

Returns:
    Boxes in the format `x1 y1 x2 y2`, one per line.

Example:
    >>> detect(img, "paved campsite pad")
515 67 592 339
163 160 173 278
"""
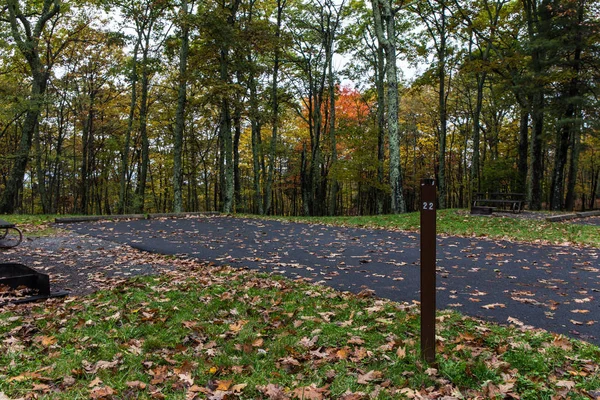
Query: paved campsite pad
63 215 600 345
1 233 177 296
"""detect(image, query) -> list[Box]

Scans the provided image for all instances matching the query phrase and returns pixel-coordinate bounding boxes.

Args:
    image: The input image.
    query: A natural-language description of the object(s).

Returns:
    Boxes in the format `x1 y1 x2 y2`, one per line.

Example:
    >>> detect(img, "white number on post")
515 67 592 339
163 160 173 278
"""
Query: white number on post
422 202 434 210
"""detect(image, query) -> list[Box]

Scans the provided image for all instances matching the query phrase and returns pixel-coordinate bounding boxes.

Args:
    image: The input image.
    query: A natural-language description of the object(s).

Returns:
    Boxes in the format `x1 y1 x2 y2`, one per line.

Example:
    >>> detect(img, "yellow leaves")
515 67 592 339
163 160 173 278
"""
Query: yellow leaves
336 348 349 359
216 380 233 391
40 336 57 347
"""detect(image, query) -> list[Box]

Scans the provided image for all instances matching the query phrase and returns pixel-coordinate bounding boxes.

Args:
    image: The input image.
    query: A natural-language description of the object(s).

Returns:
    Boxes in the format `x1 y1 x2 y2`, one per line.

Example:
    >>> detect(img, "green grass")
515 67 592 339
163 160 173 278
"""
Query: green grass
1 214 66 237
1 265 598 399
258 209 600 247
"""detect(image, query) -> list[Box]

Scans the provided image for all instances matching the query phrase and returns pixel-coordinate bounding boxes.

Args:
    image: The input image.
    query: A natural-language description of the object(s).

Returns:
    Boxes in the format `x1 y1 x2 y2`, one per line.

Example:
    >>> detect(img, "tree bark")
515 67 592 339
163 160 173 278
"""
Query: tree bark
372 0 406 213
0 0 59 213
173 0 190 213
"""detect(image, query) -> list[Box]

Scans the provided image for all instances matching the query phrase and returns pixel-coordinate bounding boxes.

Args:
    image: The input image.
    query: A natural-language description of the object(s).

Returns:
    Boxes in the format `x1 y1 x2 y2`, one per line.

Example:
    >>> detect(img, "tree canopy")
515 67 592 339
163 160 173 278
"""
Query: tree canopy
1 0 599 215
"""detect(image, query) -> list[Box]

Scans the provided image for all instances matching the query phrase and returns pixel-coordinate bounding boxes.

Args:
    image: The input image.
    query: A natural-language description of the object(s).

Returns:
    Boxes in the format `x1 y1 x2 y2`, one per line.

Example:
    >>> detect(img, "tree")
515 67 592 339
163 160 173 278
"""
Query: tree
372 0 406 213
173 0 193 213
0 0 61 213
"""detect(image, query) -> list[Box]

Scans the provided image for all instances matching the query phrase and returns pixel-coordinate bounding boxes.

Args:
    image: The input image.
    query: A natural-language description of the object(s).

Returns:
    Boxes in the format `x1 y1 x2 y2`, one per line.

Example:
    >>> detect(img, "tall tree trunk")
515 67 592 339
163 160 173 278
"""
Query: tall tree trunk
219 62 234 213
565 120 581 211
265 0 285 215
119 39 139 215
134 45 151 213
233 104 242 211
218 0 240 214
523 0 553 210
173 0 190 213
327 37 338 216
301 143 310 216
376 43 385 214
373 0 406 213
248 55 264 215
0 0 59 213
437 16 448 209
34 111 50 213
80 92 95 214
563 0 584 212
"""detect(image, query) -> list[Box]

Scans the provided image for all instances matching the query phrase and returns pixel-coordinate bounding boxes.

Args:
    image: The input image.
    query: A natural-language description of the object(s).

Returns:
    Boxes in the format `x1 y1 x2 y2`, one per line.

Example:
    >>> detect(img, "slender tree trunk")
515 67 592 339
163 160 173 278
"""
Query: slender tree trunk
173 0 190 213
565 120 581 211
376 43 385 214
327 38 338 216
248 55 264 215
119 40 139 215
34 111 50 213
134 45 151 213
437 21 447 209
265 1 284 215
301 143 310 216
80 92 95 214
233 105 242 211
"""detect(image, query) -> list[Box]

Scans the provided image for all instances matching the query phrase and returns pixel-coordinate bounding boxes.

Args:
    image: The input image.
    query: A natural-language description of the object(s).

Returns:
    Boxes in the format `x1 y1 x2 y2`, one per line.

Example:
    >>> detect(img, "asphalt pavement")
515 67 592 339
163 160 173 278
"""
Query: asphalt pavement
65 215 600 345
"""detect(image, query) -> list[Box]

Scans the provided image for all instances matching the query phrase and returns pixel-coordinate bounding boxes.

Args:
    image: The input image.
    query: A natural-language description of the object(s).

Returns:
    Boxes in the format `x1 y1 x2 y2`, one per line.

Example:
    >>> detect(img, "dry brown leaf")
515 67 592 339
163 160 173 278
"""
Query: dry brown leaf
556 380 576 389
339 390 367 400
126 381 147 390
291 384 328 400
258 383 289 399
357 370 383 384
396 346 406 359
89 386 115 399
231 383 247 393
89 377 103 388
229 320 248 333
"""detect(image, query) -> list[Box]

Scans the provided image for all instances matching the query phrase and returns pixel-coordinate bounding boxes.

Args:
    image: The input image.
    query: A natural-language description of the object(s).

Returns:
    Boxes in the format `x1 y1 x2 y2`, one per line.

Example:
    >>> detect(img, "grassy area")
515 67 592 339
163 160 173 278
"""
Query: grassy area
1 264 598 400
262 209 600 247
1 214 65 237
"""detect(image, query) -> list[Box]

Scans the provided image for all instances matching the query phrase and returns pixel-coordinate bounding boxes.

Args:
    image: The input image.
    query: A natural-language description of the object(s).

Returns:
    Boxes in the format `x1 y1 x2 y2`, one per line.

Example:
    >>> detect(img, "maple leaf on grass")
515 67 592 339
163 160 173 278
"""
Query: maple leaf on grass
357 370 383 385
258 383 289 399
291 384 329 400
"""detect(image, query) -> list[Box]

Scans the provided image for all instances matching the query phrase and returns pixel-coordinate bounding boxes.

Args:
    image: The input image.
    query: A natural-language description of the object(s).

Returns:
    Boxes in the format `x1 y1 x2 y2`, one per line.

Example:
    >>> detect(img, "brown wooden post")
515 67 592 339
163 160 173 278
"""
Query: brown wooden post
420 178 436 364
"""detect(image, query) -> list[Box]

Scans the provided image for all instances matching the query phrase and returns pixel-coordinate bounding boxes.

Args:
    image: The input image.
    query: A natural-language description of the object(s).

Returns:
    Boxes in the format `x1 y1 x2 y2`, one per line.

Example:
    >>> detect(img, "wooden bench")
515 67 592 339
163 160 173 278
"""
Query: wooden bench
0 218 22 248
472 193 526 214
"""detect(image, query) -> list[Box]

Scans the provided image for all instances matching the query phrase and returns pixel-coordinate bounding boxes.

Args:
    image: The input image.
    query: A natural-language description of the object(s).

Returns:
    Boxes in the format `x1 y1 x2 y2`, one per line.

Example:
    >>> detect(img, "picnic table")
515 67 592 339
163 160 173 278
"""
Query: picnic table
0 218 22 248
471 192 526 214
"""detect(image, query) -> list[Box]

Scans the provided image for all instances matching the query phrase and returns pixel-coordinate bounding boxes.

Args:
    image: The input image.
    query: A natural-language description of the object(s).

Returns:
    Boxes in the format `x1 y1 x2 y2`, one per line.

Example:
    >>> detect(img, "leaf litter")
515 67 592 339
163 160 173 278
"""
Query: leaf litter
0 242 599 400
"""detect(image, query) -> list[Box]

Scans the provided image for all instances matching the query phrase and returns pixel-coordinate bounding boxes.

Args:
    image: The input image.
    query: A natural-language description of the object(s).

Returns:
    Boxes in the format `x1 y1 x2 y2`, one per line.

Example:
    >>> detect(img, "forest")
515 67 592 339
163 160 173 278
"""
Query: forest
1 0 599 216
